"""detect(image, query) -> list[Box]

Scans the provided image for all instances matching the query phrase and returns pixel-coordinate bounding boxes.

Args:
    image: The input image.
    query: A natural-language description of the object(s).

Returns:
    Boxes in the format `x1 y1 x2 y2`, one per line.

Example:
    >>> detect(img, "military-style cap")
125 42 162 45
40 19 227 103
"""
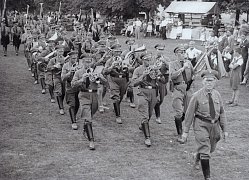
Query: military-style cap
125 38 135 45
111 43 122 51
55 45 65 50
108 35 117 41
154 44 165 50
201 70 219 80
218 28 225 32
174 45 185 53
68 50 78 56
39 34 46 38
140 52 153 61
97 40 107 46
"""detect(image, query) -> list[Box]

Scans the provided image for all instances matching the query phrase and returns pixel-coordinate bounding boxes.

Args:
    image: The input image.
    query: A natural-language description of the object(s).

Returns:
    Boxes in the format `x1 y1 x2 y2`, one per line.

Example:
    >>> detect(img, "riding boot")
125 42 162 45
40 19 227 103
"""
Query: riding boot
75 92 80 115
200 156 211 180
48 85 55 100
84 121 95 150
141 120 151 147
69 106 76 124
40 78 46 93
175 117 182 141
56 96 64 115
113 102 122 124
154 103 161 124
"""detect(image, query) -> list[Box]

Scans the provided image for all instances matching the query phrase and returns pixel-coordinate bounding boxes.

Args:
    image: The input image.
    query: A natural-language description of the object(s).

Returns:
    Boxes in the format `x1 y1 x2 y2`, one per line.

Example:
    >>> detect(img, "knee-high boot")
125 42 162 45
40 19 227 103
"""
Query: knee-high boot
154 103 161 124
56 96 64 115
40 78 46 93
113 102 122 124
200 155 211 180
84 121 95 150
141 120 151 147
69 106 76 124
175 117 182 140
48 85 55 101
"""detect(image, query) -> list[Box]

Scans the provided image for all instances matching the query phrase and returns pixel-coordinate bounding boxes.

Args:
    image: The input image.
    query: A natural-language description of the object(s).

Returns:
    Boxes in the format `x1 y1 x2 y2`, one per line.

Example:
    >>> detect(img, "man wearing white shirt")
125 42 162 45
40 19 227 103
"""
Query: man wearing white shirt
134 18 142 39
186 41 202 67
160 17 167 40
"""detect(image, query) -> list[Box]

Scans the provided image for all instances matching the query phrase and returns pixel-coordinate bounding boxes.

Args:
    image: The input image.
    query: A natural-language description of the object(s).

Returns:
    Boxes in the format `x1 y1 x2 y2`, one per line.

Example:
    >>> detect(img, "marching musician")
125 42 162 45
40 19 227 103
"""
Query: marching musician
37 39 56 98
21 25 33 70
62 51 82 130
81 32 96 55
131 52 167 147
0 19 10 56
71 54 108 150
154 44 170 124
103 44 129 124
169 45 194 141
11 21 22 56
47 45 66 115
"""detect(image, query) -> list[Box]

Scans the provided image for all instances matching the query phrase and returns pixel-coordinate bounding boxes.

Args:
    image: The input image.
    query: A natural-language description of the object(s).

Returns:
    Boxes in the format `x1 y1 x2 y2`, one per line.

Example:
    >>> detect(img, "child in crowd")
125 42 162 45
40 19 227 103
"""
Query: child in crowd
227 47 243 107
222 46 232 73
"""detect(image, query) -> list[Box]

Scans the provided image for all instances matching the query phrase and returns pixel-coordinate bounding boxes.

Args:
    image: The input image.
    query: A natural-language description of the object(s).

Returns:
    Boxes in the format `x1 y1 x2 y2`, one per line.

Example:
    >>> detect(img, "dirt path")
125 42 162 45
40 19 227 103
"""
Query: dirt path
0 40 249 180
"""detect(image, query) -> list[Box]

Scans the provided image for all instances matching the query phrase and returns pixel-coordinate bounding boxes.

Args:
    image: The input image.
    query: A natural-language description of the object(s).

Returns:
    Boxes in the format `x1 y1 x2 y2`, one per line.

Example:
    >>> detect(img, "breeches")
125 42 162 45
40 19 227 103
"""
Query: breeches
53 77 65 96
194 119 221 158
79 92 98 121
109 77 128 103
136 89 158 121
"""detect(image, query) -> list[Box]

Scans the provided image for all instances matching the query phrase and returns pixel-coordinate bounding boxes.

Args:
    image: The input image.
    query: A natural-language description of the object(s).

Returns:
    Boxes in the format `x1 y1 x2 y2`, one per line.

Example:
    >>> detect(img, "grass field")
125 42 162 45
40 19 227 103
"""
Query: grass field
0 36 249 180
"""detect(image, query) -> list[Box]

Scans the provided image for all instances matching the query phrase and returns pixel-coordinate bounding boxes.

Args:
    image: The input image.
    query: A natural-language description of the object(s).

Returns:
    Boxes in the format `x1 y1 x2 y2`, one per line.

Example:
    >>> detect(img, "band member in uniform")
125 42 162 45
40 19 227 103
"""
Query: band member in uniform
11 21 22 56
154 44 170 124
72 54 108 150
179 70 228 180
103 44 129 124
47 45 66 115
132 52 167 146
1 19 10 56
21 25 33 70
62 51 82 130
170 45 194 141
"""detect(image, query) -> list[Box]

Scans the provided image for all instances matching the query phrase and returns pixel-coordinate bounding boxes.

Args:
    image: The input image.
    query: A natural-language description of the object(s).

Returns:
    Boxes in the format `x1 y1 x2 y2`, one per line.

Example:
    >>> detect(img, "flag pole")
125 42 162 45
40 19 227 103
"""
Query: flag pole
26 4 29 24
39 3 43 19
2 0 7 21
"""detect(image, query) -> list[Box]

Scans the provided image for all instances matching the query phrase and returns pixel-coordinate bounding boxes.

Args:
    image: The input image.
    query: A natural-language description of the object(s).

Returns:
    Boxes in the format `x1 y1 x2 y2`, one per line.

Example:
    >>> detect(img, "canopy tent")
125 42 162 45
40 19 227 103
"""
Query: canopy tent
165 1 219 15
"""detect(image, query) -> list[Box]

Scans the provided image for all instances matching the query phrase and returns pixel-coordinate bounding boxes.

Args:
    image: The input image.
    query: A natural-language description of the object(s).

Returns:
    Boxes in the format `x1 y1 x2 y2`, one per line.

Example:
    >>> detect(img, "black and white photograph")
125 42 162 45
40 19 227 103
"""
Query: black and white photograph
0 0 249 179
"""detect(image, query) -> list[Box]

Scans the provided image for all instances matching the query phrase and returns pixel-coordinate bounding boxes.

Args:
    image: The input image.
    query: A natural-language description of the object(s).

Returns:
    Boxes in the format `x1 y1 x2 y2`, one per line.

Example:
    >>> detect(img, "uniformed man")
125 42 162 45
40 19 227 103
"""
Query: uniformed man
103 43 129 124
21 25 33 70
0 19 10 56
47 45 66 115
179 70 228 180
154 44 170 124
61 51 82 130
132 52 167 147
11 21 22 56
72 54 107 150
170 45 194 141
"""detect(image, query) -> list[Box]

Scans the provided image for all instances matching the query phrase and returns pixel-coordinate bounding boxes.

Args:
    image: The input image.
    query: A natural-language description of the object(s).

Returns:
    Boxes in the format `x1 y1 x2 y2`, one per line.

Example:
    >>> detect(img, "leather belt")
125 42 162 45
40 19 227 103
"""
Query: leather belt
140 85 157 89
81 89 97 93
174 81 186 86
195 114 218 124
111 74 126 78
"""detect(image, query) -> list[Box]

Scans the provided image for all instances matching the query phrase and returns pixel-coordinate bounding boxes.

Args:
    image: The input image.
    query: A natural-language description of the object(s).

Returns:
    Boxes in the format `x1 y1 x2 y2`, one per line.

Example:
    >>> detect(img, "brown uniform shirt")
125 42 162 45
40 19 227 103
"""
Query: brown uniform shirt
184 88 227 133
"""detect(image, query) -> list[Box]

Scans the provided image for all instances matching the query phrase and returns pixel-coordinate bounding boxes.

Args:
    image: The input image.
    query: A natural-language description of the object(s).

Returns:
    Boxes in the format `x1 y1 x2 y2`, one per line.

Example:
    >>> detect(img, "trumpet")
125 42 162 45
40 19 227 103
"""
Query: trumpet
144 65 162 80
85 68 101 83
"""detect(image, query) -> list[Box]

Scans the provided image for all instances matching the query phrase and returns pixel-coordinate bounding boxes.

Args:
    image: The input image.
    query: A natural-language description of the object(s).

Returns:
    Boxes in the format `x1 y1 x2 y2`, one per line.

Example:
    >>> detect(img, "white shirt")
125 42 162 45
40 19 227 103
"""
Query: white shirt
186 48 202 59
135 20 142 27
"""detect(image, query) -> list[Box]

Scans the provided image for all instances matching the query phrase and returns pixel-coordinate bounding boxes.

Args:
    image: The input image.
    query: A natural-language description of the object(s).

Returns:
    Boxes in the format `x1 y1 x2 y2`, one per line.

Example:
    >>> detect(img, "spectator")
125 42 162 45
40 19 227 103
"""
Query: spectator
134 18 142 40
125 21 134 37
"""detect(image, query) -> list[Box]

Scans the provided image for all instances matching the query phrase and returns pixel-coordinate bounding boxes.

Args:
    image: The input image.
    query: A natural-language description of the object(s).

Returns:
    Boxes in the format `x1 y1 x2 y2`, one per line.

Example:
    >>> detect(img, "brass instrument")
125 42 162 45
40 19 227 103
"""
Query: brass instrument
144 65 162 80
123 44 146 66
84 68 101 83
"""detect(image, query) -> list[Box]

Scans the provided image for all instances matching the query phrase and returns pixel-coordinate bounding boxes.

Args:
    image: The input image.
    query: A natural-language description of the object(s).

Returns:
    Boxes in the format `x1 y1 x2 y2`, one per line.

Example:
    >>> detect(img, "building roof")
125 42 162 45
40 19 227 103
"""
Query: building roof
165 1 218 14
